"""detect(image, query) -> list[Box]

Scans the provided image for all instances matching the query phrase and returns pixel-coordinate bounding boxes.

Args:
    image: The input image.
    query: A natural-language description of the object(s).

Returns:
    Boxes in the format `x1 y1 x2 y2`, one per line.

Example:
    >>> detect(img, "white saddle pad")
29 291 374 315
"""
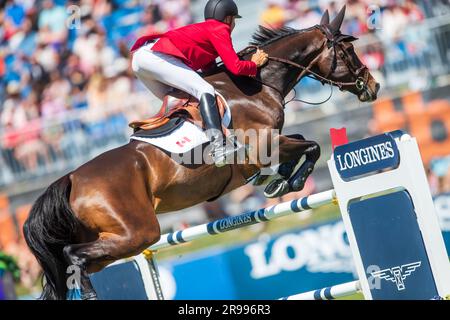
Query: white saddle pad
130 93 231 154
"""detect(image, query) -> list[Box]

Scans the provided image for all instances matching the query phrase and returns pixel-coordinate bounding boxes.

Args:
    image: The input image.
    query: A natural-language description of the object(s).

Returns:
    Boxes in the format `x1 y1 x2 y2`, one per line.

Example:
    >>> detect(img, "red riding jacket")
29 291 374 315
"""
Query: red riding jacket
130 19 257 77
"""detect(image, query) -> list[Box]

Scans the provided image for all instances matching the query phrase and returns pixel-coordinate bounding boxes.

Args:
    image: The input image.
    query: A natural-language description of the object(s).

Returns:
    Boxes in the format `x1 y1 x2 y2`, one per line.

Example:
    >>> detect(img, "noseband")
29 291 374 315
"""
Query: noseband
245 25 370 105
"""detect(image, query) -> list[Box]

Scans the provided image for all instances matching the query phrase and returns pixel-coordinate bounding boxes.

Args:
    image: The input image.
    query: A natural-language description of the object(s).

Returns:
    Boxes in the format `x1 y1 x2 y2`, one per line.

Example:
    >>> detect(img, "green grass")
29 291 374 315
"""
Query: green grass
337 292 364 300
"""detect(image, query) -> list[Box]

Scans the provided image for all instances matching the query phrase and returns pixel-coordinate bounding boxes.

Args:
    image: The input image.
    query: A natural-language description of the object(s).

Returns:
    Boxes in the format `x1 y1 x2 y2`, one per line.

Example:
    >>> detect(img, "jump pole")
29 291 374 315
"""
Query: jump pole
279 280 362 300
147 189 336 251
141 189 337 300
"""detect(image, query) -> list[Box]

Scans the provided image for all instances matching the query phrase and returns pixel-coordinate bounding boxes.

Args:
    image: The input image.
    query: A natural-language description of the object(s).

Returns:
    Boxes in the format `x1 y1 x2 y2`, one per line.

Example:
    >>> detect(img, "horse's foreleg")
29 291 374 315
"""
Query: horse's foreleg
251 134 304 186
263 134 321 197
284 134 321 192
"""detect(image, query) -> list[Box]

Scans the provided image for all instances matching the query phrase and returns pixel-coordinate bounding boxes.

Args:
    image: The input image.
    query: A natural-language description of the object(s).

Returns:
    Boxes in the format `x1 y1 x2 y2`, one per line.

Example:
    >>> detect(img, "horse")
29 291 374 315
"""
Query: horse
23 6 380 300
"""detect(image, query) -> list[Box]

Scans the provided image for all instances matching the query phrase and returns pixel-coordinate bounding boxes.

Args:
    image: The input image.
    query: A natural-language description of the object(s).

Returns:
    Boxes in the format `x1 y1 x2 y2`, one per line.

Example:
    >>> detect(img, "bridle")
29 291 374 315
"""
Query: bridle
242 25 370 106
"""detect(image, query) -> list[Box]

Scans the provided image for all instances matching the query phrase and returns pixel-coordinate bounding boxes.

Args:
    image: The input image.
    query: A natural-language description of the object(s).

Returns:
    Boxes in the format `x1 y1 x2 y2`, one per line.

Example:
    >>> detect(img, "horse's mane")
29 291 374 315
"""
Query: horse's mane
237 25 318 57
218 25 319 69
250 25 299 47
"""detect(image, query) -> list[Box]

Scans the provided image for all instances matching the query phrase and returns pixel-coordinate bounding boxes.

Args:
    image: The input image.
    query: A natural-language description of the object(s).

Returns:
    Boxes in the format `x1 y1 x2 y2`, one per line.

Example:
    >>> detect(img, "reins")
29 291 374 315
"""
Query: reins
237 25 369 107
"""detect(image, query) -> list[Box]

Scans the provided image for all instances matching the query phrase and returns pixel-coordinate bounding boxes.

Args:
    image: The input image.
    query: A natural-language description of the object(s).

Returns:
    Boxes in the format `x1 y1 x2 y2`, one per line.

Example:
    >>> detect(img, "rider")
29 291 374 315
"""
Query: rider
130 0 269 167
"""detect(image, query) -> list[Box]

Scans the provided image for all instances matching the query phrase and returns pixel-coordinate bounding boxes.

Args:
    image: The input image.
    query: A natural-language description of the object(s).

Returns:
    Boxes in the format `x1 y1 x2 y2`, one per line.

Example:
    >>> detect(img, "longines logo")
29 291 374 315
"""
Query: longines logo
370 261 422 291
336 141 395 171
334 132 400 179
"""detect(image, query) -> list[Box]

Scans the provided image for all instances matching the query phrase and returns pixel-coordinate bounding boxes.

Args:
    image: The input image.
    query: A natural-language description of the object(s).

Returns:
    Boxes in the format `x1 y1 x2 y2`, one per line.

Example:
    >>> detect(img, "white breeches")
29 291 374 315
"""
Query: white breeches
131 41 215 101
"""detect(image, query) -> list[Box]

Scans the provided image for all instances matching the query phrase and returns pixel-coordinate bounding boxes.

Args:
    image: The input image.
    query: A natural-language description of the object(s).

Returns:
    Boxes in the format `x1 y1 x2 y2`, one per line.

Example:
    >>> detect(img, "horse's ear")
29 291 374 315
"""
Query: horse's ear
320 9 330 25
330 5 346 32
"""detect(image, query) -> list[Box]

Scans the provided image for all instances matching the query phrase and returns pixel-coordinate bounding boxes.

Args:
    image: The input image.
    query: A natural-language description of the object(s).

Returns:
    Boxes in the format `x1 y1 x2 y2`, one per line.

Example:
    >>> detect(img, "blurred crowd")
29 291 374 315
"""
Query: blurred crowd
0 0 193 177
260 0 429 36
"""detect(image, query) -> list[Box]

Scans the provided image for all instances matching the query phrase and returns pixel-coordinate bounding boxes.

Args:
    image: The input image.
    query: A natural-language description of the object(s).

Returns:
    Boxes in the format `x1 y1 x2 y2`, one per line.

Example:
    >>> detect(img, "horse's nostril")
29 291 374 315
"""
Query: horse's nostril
375 83 380 93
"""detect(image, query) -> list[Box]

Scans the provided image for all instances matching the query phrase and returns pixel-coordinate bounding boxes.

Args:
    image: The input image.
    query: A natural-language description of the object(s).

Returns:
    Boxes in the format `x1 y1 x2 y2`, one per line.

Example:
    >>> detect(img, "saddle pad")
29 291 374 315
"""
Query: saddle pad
131 120 210 154
130 92 232 154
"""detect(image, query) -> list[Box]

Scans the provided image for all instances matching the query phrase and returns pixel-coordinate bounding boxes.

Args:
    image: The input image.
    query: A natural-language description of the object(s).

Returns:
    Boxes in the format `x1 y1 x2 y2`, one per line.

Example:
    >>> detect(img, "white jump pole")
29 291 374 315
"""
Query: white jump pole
279 281 361 300
142 189 336 300
148 189 336 251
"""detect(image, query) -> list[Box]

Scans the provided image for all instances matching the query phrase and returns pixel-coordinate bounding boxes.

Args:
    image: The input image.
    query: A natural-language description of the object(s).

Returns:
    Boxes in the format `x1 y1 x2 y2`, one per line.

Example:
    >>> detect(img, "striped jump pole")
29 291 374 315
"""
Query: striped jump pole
143 189 336 300
279 281 361 300
148 189 336 251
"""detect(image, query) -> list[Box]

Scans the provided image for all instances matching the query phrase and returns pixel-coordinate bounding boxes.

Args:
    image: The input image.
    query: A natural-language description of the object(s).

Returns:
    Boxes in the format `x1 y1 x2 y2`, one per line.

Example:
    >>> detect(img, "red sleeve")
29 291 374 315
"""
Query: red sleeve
209 24 257 77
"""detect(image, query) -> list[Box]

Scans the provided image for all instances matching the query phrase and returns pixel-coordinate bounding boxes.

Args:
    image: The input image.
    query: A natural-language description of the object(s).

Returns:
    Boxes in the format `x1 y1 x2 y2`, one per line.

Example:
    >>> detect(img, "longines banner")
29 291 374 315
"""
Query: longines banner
157 193 450 300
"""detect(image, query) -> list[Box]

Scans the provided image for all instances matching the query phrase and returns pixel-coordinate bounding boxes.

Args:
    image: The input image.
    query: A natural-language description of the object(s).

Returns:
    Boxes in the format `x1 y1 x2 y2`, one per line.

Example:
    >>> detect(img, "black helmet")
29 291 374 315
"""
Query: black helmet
204 0 242 22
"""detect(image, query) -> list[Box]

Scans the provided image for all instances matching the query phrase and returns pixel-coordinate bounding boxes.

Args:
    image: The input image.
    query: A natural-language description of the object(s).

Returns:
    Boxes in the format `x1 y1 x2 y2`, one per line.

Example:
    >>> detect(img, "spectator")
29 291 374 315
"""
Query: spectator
159 0 192 29
8 17 37 57
72 29 101 75
1 81 25 129
404 0 425 22
286 2 321 30
381 4 409 42
13 92 48 171
96 33 117 75
1 81 27 173
37 0 67 45
5 0 26 29
104 57 132 114
27 53 50 99
260 0 287 29
135 4 162 38
33 39 59 72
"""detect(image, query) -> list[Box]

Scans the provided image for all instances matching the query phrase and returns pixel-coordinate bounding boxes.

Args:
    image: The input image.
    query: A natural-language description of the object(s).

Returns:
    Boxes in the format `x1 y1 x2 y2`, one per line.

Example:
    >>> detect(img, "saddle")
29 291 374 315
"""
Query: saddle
129 92 228 134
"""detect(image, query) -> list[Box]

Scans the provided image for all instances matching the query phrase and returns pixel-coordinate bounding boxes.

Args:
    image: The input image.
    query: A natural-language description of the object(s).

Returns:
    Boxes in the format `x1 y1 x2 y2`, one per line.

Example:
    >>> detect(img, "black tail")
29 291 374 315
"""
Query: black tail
23 174 80 300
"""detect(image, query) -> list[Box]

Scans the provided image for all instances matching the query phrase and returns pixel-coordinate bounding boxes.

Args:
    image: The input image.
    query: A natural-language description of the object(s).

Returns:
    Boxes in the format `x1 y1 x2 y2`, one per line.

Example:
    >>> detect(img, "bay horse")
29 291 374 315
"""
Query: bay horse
23 7 379 300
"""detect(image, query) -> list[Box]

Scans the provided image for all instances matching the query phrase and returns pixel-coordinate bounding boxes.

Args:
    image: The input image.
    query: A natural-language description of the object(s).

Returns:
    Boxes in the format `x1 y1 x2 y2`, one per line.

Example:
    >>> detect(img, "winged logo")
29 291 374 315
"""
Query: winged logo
370 261 422 291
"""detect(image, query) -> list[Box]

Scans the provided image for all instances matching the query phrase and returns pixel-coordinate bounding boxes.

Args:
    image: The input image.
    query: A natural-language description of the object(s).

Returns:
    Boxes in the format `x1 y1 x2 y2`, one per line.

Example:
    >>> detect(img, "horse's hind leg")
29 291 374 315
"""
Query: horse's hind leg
64 227 160 299
65 193 161 300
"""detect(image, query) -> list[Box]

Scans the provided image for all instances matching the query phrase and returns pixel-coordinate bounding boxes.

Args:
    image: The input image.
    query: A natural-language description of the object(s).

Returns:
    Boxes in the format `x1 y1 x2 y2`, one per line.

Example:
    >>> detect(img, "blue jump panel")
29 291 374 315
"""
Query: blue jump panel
348 190 438 299
90 260 148 300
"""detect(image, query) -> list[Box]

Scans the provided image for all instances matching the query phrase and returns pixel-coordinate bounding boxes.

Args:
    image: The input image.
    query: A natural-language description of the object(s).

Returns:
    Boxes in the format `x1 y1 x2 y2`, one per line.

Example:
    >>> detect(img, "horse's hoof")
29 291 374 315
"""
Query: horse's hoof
288 161 315 192
253 174 269 186
81 292 98 300
264 179 290 198
290 178 306 192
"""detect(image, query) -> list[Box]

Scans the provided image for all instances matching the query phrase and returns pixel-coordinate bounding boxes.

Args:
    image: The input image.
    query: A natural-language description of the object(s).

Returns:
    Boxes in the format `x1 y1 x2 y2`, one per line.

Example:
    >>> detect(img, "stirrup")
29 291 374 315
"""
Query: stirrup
210 142 236 167
264 178 290 198
210 135 244 167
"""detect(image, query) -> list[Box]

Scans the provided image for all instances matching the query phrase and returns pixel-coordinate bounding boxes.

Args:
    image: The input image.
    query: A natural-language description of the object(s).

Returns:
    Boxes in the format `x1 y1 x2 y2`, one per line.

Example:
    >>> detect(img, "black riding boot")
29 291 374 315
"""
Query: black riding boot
199 93 238 167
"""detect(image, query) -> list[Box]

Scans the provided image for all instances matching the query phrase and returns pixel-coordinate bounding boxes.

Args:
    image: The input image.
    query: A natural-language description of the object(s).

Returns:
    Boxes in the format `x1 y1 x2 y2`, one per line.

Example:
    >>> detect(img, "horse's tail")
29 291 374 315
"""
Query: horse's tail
23 174 80 300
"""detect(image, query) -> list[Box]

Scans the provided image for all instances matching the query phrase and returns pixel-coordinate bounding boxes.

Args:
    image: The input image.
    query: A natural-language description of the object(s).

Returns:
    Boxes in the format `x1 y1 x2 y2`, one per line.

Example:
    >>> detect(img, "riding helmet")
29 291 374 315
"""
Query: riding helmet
204 0 242 21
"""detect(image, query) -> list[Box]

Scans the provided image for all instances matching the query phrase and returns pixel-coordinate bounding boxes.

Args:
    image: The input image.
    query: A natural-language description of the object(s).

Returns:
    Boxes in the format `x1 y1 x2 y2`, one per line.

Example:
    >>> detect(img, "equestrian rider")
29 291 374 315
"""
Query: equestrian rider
130 0 269 167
